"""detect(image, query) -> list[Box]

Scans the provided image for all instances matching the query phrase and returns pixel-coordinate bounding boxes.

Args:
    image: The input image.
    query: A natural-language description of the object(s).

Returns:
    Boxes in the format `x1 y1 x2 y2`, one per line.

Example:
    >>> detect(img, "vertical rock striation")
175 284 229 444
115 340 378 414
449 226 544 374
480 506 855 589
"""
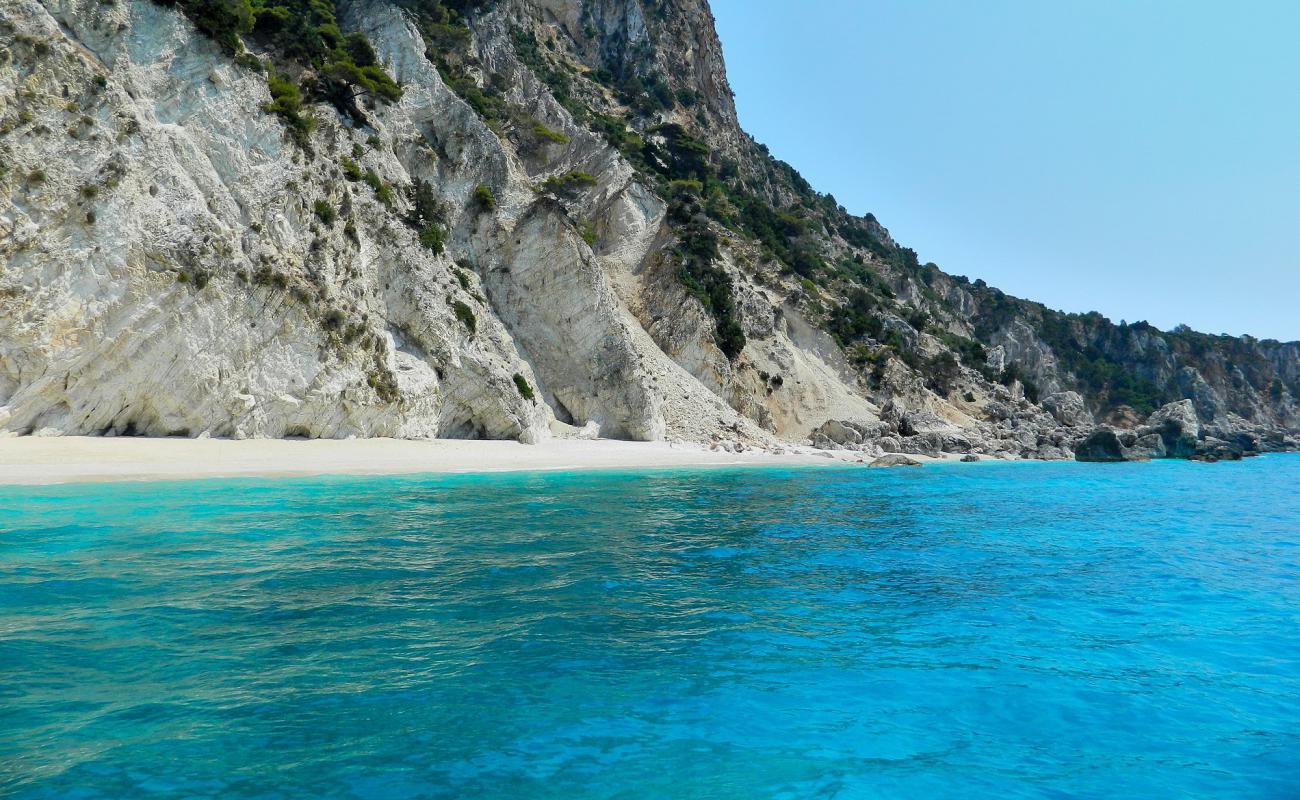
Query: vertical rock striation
0 0 1295 458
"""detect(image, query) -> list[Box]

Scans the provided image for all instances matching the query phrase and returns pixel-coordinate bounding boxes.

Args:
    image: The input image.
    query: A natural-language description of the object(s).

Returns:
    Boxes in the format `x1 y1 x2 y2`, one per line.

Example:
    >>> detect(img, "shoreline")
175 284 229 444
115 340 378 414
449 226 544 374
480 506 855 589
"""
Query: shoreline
0 436 965 486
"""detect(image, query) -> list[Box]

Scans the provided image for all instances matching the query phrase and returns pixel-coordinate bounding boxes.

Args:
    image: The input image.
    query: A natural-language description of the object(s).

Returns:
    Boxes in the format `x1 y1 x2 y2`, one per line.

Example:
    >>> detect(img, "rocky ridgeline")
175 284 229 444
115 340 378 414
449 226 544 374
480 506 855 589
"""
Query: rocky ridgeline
0 0 1296 454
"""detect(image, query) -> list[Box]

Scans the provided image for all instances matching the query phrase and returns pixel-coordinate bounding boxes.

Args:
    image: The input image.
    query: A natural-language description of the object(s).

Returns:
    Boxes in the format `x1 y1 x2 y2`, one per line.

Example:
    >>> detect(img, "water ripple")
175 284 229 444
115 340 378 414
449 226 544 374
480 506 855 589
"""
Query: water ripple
2 458 1299 798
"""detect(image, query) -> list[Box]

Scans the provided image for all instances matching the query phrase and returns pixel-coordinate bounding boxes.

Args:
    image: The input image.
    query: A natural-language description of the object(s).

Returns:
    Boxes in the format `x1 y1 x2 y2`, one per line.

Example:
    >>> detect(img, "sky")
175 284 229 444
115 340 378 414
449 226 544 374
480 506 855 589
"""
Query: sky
709 0 1300 341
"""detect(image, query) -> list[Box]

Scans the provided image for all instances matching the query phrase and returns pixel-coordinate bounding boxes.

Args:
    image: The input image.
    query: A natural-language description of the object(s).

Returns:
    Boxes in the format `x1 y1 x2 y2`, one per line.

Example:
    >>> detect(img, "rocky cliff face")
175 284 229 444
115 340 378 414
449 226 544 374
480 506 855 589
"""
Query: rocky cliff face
1 0 1296 458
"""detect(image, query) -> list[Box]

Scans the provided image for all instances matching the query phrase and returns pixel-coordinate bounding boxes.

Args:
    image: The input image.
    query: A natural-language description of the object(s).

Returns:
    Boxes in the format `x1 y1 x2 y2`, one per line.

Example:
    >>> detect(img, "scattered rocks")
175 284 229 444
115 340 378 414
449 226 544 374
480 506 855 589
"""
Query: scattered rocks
813 395 1288 466
1076 400 1268 464
897 432 943 457
1191 437 1244 462
1204 418 1263 456
1033 445 1074 461
877 435 903 453
809 419 886 450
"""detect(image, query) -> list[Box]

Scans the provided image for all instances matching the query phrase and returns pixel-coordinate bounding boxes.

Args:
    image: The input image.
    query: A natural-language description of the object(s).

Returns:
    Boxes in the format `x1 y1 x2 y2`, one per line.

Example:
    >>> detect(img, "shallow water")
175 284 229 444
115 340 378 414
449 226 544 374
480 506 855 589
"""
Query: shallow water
2 456 1298 798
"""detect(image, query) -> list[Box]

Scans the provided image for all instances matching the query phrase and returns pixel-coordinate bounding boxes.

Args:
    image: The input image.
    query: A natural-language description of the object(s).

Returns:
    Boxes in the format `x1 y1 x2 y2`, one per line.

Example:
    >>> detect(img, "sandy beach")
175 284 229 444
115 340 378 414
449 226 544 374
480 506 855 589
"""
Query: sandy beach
0 436 889 486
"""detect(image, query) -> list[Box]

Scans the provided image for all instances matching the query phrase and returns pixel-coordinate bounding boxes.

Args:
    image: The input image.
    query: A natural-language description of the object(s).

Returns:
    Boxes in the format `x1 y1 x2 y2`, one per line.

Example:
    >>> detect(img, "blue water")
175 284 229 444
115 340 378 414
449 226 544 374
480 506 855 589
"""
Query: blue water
2 457 1299 798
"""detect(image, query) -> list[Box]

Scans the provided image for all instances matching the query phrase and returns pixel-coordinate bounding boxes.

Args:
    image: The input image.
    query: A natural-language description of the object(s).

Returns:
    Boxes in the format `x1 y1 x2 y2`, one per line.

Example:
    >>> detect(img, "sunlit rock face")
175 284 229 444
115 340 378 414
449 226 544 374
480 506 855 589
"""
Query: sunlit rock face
1 0 1296 455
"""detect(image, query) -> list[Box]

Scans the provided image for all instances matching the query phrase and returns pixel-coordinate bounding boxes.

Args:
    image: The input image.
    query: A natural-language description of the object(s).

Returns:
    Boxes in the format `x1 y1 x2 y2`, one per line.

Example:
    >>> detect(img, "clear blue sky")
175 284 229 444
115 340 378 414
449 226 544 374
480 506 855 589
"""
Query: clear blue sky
710 0 1300 341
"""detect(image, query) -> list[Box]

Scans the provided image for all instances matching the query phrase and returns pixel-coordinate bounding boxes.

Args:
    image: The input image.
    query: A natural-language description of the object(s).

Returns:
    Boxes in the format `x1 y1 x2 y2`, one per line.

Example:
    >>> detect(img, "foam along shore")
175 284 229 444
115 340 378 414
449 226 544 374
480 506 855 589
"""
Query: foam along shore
0 435 957 486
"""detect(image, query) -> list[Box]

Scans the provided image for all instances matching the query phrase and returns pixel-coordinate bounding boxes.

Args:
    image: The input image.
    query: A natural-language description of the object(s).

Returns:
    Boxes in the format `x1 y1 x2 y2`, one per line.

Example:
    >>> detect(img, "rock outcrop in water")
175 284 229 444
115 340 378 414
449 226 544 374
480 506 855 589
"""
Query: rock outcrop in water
1073 399 1288 463
1 0 1297 458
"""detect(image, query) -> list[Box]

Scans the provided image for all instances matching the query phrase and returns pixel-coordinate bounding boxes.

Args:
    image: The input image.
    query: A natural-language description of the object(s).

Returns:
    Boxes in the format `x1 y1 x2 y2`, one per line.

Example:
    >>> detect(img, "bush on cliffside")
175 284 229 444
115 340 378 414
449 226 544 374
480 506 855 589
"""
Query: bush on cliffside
512 373 535 402
419 225 446 254
472 184 496 212
158 0 403 139
451 299 476 334
262 74 314 149
312 199 335 225
670 199 745 360
159 0 254 54
538 171 597 196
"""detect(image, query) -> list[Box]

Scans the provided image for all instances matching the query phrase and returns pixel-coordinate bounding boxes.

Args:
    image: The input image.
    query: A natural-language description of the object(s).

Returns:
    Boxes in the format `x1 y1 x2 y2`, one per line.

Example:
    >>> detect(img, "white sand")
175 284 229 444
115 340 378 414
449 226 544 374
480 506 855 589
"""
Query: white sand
0 436 876 485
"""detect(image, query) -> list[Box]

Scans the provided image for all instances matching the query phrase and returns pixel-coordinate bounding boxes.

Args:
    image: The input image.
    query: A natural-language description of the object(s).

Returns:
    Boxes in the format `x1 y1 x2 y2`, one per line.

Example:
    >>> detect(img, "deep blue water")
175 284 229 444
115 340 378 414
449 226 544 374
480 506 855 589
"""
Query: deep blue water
2 456 1299 799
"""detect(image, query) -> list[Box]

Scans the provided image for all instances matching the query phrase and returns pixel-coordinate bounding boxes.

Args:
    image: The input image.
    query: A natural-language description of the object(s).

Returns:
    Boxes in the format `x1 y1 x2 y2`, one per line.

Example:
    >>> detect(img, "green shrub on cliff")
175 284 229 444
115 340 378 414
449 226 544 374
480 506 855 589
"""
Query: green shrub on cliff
312 199 335 225
451 299 476 334
529 121 570 145
538 171 597 196
158 0 254 54
670 198 745 360
340 156 362 181
513 373 535 402
262 74 313 149
472 184 496 212
158 0 402 141
419 225 446 254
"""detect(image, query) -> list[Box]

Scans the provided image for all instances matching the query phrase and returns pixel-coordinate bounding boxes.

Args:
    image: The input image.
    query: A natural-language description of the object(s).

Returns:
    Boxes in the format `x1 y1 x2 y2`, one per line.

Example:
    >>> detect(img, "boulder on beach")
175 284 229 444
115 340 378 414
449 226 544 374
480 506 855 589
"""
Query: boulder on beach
870 454 923 468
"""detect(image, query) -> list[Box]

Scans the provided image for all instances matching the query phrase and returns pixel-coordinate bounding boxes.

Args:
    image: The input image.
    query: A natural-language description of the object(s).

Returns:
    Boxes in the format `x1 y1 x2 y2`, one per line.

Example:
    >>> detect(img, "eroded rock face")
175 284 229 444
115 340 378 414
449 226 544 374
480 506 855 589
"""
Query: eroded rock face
1041 391 1092 428
1191 438 1244 463
0 0 550 441
0 0 899 447
1143 400 1200 458
1075 400 1265 463
1 0 1296 453
1075 429 1127 462
1128 433 1167 460
1103 406 1144 429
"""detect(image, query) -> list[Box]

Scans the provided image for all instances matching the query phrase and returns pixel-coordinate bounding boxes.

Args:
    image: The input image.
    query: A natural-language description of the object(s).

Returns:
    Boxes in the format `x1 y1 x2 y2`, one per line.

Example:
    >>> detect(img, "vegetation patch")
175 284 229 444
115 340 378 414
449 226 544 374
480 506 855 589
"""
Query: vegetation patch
451 299 476 334
418 225 445 254
826 288 886 347
512 373 535 402
312 199 335 225
576 219 597 247
669 199 744 360
511 28 583 118
360 168 394 207
398 1 502 121
340 155 362 181
262 73 314 150
408 178 446 252
158 0 403 147
176 270 211 289
538 171 597 196
529 120 569 145
472 183 496 212
972 289 1163 413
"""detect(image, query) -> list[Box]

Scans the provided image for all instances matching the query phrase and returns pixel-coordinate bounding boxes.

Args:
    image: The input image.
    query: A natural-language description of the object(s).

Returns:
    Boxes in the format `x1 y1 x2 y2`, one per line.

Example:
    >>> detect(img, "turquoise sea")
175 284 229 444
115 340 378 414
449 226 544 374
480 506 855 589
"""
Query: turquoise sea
2 456 1298 798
